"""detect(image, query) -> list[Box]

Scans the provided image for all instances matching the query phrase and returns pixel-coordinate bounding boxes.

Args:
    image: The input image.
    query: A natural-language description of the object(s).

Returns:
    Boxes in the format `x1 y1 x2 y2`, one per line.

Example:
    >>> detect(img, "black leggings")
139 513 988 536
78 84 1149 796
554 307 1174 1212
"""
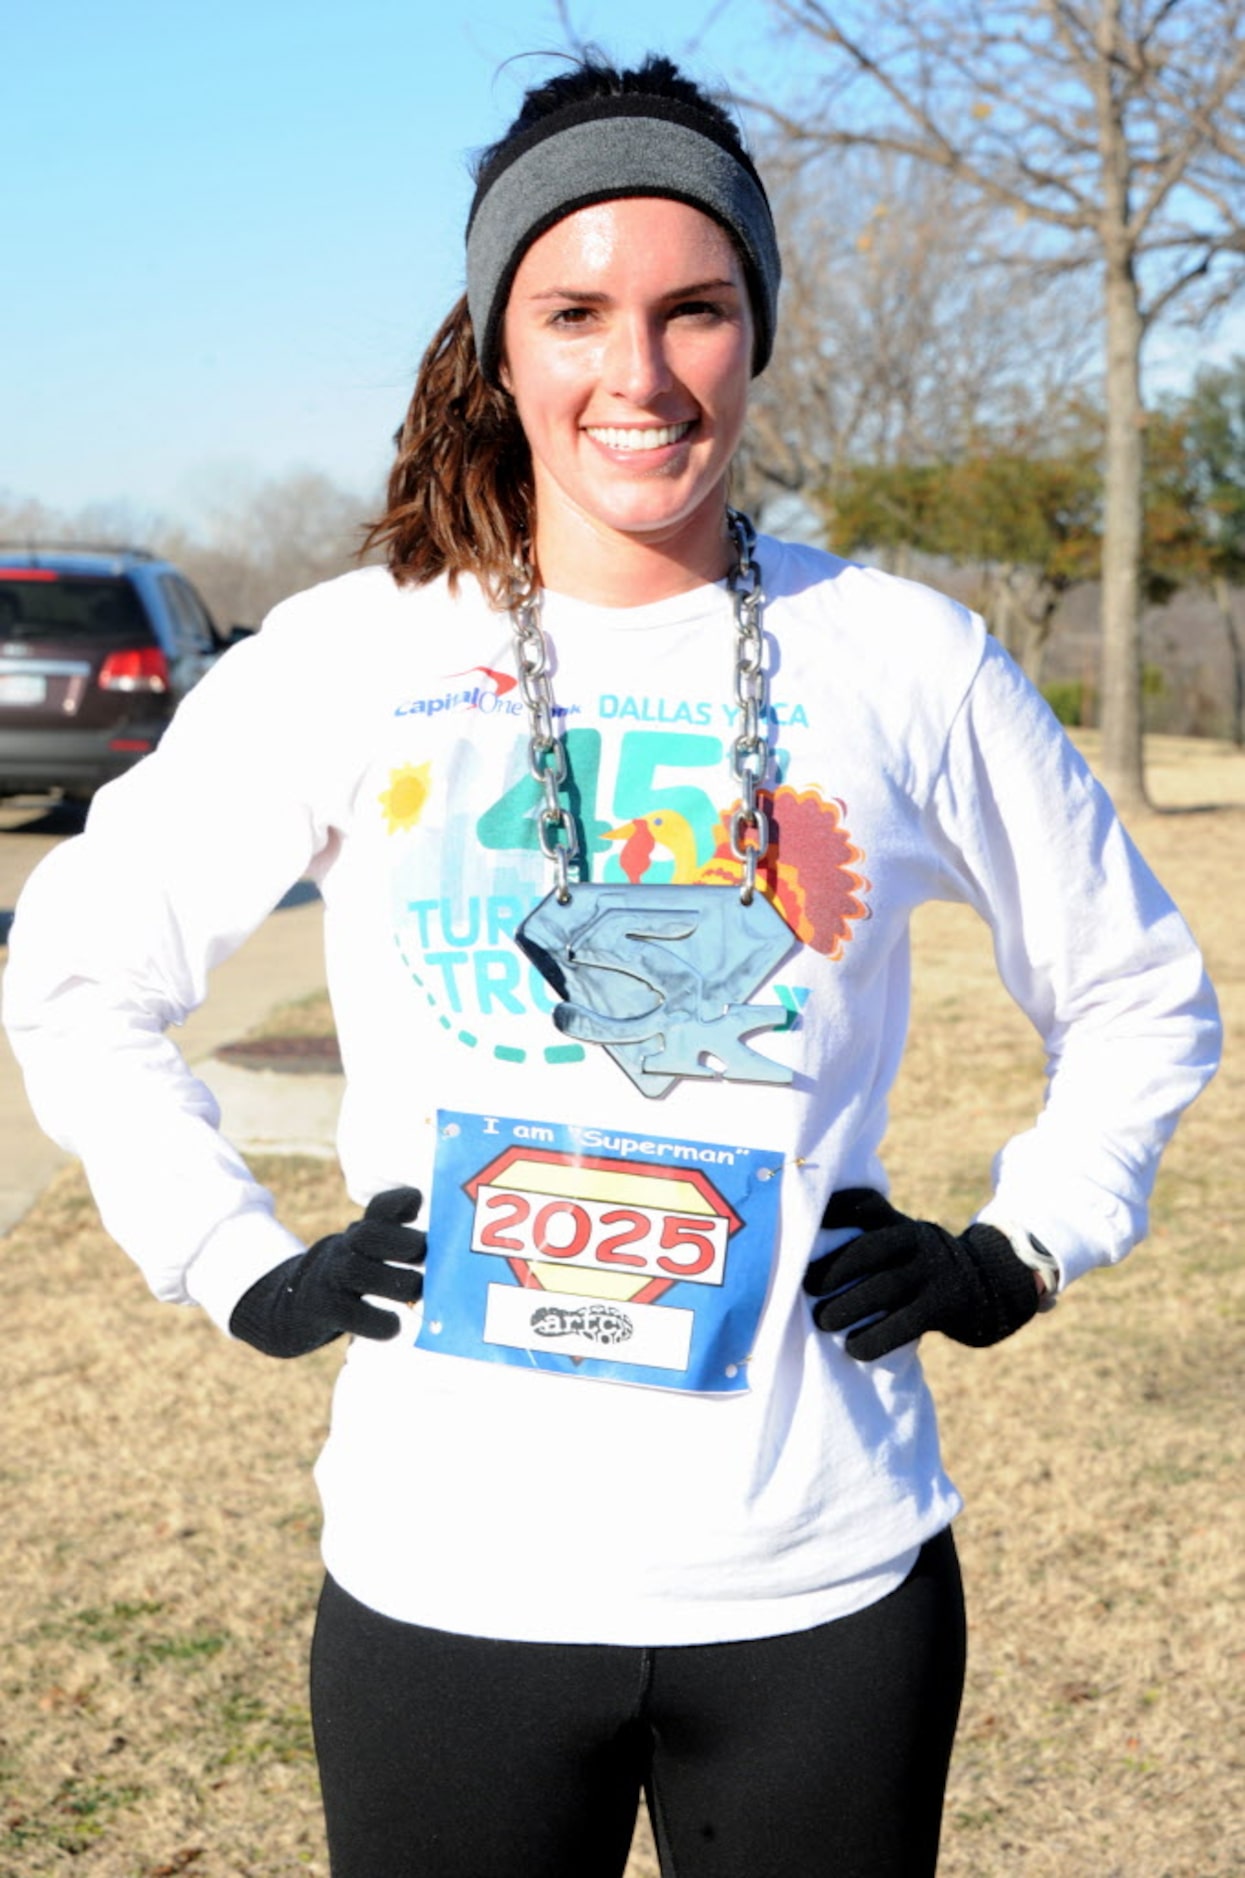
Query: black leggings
310 1527 966 1878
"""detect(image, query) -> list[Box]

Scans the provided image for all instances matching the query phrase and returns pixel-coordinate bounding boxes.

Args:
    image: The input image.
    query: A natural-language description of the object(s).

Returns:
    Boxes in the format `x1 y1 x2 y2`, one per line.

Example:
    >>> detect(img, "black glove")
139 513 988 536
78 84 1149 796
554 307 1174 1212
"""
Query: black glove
229 1186 426 1358
803 1188 1039 1361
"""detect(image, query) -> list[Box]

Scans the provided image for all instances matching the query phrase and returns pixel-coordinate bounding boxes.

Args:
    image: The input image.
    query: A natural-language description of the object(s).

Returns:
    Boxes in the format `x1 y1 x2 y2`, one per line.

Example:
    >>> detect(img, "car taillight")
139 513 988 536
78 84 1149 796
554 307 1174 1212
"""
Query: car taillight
98 647 169 693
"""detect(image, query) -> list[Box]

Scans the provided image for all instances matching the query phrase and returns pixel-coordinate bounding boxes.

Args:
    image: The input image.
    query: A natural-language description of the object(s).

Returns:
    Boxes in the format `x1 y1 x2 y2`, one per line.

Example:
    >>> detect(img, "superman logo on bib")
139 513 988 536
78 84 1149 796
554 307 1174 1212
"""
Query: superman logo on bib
417 1110 784 1393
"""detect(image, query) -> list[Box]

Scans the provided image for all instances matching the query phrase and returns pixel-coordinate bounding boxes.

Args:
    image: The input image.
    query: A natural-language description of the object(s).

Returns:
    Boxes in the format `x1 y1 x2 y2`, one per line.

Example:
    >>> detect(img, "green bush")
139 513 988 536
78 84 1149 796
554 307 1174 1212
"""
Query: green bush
1042 680 1084 726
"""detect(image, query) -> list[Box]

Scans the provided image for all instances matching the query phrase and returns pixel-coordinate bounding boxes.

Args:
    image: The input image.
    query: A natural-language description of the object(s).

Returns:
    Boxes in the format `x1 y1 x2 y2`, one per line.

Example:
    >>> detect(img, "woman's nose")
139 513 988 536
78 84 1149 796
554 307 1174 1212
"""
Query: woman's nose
604 313 673 404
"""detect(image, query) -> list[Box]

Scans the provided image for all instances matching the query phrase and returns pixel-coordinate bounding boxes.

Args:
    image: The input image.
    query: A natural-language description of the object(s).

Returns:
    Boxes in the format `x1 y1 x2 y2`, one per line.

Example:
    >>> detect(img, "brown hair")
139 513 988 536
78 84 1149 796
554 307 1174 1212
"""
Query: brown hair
359 294 532 605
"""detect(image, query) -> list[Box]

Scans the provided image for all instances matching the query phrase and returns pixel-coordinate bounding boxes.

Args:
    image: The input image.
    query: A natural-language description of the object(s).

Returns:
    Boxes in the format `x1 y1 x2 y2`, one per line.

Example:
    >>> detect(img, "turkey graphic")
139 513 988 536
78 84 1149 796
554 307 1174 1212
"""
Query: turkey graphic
604 784 870 959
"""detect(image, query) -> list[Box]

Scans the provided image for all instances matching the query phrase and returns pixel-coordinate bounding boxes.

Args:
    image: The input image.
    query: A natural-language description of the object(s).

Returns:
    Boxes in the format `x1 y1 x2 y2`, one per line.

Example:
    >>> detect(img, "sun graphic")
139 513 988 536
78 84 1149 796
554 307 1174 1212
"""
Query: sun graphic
378 762 433 834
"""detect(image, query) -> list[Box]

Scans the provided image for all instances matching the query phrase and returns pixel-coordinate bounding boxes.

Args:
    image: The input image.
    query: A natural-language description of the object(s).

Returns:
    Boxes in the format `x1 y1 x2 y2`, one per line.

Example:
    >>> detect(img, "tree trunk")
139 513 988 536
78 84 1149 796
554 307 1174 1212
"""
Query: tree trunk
984 567 1021 659
1094 0 1149 813
1212 574 1245 747
985 565 1059 685
1098 248 1149 812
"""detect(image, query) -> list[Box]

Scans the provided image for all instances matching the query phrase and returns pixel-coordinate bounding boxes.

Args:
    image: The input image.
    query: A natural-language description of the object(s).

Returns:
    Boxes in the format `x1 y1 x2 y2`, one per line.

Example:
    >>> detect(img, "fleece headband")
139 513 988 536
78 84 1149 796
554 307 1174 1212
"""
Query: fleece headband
465 94 782 387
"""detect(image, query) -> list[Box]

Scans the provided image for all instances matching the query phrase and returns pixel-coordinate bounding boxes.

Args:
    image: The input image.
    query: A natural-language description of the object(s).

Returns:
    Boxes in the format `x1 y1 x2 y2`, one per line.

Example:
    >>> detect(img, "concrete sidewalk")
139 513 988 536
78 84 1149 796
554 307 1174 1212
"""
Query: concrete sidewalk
1 893 336 1235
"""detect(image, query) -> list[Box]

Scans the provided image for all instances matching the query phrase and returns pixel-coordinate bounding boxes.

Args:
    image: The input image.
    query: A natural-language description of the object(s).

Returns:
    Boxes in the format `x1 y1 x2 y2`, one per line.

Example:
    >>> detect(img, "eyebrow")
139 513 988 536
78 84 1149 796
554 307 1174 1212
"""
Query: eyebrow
524 277 742 304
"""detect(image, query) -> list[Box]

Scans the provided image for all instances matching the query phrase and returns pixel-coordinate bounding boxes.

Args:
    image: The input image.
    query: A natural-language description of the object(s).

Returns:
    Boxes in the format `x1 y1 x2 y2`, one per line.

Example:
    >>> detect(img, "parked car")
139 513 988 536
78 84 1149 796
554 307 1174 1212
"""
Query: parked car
0 545 225 802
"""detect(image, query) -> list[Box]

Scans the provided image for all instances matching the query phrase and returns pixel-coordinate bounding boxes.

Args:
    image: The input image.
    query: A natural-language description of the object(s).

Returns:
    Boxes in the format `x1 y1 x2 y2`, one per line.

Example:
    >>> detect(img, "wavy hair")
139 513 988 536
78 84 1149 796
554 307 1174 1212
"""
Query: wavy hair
361 294 532 606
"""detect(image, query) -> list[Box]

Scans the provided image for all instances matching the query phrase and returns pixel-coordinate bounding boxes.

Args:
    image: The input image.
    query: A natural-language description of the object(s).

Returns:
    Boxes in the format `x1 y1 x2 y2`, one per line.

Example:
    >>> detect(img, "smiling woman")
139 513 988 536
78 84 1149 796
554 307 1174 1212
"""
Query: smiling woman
2 47 1221 1878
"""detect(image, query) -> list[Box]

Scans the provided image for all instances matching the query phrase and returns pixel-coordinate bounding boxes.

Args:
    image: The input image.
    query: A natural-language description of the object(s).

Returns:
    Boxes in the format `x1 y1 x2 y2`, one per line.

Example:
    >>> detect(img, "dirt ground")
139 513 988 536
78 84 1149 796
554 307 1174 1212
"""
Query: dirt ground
2 734 1241 1877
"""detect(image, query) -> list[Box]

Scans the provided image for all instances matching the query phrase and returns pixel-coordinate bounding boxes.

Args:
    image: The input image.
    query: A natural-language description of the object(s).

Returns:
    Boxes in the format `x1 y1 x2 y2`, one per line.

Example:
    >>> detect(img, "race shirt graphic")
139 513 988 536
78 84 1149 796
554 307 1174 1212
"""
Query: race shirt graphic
418 1109 785 1393
382 708 869 1080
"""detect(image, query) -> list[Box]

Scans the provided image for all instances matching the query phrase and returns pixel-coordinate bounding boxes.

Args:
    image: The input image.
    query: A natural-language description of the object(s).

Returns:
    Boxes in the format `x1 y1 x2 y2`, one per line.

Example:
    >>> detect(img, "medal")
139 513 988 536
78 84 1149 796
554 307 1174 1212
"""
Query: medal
513 511 798 1096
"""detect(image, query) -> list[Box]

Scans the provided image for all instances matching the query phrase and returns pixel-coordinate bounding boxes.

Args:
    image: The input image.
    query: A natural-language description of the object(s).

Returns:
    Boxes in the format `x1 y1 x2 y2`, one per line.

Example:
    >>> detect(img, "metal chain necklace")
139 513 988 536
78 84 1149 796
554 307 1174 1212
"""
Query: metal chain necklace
509 509 798 1099
508 508 774 906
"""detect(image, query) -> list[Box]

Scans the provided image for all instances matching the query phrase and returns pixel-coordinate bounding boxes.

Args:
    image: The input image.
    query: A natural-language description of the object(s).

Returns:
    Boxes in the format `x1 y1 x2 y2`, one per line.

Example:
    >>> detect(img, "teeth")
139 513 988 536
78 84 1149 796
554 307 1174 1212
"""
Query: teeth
586 423 693 451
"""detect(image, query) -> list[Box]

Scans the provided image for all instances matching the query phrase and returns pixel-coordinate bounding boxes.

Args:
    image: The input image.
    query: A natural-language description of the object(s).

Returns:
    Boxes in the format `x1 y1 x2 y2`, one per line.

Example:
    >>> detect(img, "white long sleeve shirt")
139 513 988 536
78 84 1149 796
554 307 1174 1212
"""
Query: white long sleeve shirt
3 540 1220 1643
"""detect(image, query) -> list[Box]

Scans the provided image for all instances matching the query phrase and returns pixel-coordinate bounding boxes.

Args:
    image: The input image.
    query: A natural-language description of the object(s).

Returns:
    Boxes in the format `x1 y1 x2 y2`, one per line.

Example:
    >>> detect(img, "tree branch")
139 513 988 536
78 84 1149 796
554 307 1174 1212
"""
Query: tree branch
1130 38 1245 243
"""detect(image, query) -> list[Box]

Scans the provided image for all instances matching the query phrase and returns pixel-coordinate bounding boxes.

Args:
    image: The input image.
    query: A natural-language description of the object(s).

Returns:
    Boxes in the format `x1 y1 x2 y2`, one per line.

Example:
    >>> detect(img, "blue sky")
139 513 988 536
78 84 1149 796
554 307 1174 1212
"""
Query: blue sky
2 0 783 527
3 0 1238 533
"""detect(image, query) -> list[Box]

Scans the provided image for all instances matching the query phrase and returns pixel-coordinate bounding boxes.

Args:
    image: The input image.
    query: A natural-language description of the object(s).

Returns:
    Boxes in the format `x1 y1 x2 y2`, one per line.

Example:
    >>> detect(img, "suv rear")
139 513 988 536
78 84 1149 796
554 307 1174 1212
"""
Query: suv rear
0 546 221 801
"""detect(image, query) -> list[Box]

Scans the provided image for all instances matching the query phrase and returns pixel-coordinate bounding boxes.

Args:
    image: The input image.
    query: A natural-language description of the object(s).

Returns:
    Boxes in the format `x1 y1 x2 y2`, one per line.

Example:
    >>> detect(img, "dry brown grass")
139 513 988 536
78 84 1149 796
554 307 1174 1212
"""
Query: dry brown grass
238 989 336 1045
882 737 1245 1878
2 736 1241 1877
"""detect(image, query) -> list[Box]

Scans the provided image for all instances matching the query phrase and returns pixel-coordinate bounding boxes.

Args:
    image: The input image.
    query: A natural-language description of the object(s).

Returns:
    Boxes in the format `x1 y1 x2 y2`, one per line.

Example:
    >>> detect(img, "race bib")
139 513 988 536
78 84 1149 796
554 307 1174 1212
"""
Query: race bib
417 1109 784 1393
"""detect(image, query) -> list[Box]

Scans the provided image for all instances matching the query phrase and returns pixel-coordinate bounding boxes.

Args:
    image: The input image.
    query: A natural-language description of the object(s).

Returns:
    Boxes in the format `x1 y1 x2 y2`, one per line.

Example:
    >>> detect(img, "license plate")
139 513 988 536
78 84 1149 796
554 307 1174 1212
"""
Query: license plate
0 673 47 705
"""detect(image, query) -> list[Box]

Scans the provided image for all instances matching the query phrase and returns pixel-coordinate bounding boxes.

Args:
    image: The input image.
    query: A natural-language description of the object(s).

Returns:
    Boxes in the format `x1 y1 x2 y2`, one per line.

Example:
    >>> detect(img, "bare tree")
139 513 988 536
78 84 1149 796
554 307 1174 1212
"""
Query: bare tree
753 0 1245 810
735 143 1095 522
167 471 374 627
0 495 60 545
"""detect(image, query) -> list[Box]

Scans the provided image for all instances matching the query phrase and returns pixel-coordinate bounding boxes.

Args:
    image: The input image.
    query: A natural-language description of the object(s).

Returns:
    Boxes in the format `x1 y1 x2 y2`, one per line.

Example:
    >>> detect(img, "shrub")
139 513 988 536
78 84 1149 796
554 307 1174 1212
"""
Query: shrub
1043 680 1085 726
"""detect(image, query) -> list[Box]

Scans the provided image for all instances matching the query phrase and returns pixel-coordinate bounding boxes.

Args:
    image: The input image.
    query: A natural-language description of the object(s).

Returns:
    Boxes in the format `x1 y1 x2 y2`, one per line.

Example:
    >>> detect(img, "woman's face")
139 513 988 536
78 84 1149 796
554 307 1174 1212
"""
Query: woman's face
501 196 754 582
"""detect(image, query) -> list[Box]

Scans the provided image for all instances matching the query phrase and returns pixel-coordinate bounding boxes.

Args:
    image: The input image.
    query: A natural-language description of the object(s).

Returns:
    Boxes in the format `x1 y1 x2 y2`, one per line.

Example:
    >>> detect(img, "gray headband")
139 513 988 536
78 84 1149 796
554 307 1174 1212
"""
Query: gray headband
466 113 781 387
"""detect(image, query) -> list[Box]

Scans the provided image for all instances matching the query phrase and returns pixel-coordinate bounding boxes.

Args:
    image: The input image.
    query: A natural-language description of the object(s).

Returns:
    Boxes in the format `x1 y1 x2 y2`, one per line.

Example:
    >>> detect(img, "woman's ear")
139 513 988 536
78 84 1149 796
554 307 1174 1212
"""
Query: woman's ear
497 354 512 394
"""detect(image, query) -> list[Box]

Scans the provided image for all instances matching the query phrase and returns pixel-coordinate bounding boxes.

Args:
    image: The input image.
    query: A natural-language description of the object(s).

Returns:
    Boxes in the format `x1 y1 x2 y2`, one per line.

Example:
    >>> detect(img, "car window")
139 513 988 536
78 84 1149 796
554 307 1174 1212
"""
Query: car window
0 573 154 642
158 574 218 653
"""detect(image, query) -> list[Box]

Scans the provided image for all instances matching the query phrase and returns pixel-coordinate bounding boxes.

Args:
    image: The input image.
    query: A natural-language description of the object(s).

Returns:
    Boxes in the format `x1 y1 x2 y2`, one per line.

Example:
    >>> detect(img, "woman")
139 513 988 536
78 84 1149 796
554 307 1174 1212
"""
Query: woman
4 54 1220 1878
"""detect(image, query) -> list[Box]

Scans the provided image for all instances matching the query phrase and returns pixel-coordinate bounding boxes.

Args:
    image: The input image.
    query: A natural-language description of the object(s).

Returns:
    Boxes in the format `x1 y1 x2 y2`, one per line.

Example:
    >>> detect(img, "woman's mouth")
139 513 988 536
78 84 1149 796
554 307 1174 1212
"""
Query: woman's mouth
583 421 695 452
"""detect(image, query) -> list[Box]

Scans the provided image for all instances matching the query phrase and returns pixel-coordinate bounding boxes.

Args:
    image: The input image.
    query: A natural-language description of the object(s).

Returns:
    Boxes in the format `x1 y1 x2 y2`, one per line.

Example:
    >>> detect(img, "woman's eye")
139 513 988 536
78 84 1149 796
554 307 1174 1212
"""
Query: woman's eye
549 306 594 327
672 300 725 322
